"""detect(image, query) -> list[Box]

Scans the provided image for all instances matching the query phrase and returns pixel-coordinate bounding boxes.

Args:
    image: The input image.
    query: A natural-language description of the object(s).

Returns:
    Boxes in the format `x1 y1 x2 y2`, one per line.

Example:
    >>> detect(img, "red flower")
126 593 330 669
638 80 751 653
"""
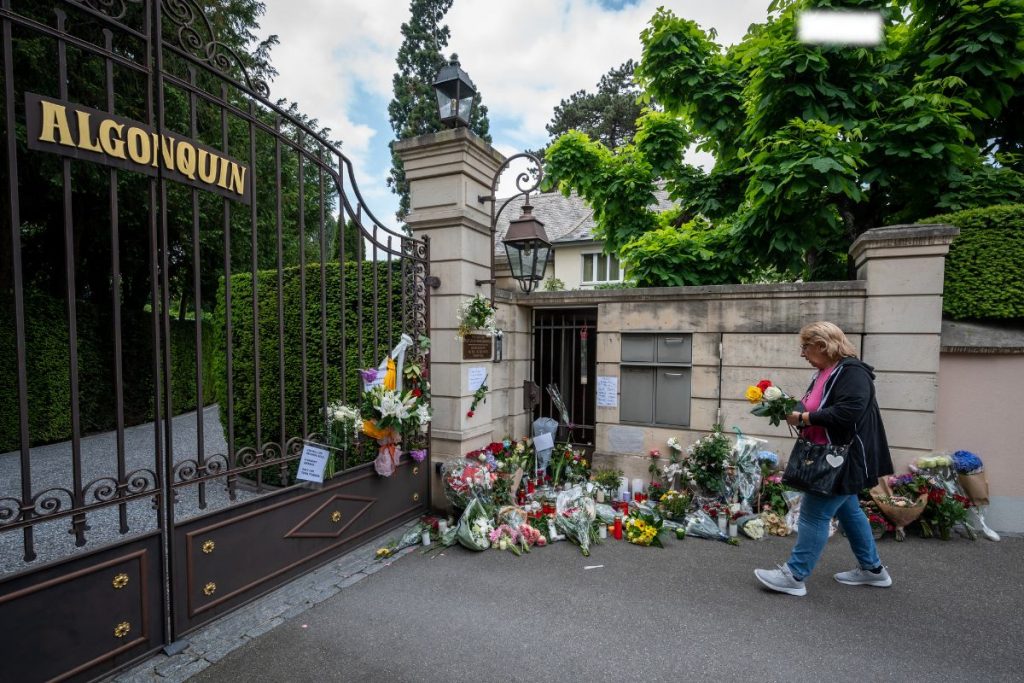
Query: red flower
487 442 503 454
411 388 422 398
466 410 474 418
649 449 661 458
928 488 946 504
757 379 772 392
954 494 973 508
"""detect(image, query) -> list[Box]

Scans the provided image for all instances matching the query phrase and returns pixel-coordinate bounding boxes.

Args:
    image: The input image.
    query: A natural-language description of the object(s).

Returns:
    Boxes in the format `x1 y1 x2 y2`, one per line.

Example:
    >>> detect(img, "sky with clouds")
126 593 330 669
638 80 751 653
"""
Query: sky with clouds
259 0 773 229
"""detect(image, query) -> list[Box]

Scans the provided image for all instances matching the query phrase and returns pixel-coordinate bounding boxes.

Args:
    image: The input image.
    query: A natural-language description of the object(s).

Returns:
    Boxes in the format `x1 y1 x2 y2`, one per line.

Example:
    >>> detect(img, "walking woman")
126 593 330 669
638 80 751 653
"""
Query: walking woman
755 321 894 596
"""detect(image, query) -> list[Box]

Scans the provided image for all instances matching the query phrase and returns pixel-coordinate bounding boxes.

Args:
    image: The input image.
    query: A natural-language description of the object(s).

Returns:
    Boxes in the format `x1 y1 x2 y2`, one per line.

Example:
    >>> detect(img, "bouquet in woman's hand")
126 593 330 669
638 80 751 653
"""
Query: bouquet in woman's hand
745 379 798 427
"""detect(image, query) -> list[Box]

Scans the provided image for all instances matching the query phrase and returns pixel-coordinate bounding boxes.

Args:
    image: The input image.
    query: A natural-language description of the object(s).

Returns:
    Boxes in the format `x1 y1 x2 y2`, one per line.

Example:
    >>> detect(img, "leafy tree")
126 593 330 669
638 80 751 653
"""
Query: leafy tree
532 60 645 157
387 0 491 221
545 0 1024 282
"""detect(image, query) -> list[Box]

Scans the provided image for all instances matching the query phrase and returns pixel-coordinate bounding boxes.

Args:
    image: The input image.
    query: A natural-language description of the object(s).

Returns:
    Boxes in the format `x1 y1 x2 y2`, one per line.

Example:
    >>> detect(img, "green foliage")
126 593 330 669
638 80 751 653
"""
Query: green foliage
922 204 1024 320
619 219 744 287
0 292 213 452
534 60 646 156
542 276 565 291
388 0 491 220
545 1 1024 284
211 261 405 482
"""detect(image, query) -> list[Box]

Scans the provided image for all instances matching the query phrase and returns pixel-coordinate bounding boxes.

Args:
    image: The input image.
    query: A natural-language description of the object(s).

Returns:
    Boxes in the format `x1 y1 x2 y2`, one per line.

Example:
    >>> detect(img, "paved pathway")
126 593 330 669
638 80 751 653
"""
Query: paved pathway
0 406 256 574
107 528 1022 682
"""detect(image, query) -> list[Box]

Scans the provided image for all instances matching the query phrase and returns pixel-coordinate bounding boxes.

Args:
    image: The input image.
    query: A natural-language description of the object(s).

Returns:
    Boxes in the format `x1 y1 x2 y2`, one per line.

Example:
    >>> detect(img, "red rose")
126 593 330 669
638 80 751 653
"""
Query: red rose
928 488 946 504
757 379 772 392
466 410 474 418
487 442 503 454
412 388 422 398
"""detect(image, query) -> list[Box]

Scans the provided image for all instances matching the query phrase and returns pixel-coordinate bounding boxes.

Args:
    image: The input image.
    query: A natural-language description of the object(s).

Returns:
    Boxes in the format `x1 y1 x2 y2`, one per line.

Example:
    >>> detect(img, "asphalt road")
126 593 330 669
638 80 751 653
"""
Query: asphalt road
191 531 1023 682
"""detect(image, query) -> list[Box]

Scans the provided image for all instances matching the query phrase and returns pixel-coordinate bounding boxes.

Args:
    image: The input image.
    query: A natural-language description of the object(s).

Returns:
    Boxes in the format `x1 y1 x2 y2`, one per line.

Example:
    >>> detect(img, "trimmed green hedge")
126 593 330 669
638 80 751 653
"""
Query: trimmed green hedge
0 292 214 452
923 204 1024 320
211 261 403 482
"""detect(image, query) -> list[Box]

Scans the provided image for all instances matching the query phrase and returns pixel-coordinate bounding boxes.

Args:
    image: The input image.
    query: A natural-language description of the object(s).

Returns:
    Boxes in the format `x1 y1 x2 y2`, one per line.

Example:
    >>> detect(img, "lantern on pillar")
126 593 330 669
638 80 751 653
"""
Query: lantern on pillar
433 55 476 128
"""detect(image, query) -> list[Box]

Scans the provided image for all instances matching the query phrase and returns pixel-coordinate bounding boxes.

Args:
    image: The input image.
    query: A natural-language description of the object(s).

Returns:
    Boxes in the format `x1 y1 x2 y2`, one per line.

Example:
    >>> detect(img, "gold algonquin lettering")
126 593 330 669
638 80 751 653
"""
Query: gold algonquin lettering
126 126 152 164
176 140 197 180
228 162 247 196
160 134 176 172
197 149 219 184
74 111 102 152
151 133 161 167
97 119 126 159
38 100 74 146
216 155 231 189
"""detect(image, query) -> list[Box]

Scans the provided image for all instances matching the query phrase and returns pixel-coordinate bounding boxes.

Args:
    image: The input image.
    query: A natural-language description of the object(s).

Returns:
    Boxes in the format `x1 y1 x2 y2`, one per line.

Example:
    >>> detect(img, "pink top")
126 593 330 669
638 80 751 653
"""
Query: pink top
801 365 836 445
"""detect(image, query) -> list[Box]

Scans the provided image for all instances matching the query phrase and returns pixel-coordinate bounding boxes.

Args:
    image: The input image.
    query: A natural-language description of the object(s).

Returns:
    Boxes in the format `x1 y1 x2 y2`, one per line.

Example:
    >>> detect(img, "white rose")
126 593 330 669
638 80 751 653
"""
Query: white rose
763 386 783 401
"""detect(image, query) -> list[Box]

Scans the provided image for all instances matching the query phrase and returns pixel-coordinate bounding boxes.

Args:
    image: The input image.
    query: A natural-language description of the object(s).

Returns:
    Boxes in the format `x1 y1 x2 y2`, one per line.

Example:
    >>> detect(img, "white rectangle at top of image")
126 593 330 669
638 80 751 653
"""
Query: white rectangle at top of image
797 10 882 46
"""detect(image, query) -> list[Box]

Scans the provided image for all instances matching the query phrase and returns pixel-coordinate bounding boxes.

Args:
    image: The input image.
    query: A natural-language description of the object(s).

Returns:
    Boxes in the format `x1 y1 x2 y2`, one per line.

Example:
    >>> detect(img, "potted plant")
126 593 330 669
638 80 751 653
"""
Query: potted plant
456 294 497 339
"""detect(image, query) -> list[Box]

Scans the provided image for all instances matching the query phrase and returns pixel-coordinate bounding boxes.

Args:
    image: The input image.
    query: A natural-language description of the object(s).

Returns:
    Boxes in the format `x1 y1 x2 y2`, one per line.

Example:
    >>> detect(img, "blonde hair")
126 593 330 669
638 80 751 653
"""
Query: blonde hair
800 321 858 363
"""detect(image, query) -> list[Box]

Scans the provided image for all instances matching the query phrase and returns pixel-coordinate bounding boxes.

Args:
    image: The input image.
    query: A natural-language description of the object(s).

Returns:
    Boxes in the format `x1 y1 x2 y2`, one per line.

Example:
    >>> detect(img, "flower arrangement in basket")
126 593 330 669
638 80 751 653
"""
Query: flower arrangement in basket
745 379 798 427
456 294 497 339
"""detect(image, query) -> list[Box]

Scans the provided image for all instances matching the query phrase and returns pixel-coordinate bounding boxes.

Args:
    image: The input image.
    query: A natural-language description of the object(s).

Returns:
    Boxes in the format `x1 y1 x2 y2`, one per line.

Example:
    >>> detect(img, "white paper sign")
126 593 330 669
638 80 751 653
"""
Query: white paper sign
532 431 554 452
468 366 487 392
596 376 618 407
296 443 331 483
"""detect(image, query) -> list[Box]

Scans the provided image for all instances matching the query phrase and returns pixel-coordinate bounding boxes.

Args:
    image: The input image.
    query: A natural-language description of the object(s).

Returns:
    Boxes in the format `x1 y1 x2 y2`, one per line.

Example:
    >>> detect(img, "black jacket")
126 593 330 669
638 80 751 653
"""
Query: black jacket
803 357 894 495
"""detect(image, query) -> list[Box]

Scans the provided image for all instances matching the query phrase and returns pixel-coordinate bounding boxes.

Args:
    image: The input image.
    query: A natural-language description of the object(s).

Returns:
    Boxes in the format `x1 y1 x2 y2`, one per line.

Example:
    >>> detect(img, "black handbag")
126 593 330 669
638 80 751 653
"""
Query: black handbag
781 438 851 496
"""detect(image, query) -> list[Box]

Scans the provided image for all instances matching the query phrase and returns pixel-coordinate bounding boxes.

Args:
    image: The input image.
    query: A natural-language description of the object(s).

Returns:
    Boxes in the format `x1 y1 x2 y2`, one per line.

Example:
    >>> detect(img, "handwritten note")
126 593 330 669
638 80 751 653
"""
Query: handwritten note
596 376 618 407
296 443 331 483
468 366 487 392
532 431 554 452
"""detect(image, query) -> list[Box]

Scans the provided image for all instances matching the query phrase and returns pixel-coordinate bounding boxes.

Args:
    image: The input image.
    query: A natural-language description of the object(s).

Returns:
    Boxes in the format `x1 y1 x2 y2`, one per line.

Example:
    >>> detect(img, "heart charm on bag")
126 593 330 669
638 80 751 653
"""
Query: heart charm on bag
825 452 845 468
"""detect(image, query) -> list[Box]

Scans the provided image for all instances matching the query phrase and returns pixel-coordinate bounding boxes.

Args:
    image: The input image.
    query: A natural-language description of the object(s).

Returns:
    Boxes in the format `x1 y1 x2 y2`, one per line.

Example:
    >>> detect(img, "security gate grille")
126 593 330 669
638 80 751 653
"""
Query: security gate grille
532 308 597 448
0 2 431 680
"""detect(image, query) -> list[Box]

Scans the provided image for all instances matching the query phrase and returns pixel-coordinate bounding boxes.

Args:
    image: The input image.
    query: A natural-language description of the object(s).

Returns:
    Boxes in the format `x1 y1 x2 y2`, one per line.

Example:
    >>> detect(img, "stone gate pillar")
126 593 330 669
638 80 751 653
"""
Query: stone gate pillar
394 128 506 508
850 223 958 470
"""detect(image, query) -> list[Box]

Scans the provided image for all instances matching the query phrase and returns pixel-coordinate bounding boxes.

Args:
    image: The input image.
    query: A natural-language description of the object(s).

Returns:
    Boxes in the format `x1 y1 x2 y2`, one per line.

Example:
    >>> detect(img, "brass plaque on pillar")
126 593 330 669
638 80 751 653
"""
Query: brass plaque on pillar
462 334 493 360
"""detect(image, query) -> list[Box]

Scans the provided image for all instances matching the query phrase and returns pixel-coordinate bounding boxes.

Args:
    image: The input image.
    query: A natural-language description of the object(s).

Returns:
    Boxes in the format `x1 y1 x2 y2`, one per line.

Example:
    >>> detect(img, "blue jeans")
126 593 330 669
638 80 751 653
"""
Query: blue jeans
787 493 881 581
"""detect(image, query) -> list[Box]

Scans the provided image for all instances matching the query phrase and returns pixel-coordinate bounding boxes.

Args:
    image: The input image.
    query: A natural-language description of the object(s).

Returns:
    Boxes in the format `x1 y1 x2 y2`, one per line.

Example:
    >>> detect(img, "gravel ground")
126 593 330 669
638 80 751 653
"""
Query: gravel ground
0 405 258 575
191 531 1024 683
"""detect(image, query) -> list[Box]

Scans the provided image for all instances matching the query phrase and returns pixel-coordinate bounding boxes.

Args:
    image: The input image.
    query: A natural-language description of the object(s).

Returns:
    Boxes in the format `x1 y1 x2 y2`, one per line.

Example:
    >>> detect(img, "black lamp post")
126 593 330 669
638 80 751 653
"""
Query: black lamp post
502 202 552 294
433 55 476 128
475 152 551 303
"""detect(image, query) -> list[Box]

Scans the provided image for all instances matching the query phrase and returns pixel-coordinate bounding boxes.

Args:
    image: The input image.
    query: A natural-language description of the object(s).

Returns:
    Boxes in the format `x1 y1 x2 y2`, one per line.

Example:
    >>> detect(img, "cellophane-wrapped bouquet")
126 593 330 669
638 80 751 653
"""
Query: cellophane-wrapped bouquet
441 457 497 510
455 498 494 551
554 486 598 556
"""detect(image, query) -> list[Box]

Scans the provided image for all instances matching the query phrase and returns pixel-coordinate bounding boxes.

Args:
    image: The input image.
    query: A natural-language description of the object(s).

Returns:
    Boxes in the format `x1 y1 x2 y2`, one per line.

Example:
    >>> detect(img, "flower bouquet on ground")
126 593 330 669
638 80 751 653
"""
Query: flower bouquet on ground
920 487 974 541
745 379 799 427
657 489 692 521
554 485 598 556
684 426 731 496
760 511 791 536
951 450 989 506
682 509 734 544
591 467 624 503
860 499 895 539
455 498 494 551
624 511 664 548
759 473 789 514
737 514 765 540
441 457 496 510
872 475 928 541
550 442 588 486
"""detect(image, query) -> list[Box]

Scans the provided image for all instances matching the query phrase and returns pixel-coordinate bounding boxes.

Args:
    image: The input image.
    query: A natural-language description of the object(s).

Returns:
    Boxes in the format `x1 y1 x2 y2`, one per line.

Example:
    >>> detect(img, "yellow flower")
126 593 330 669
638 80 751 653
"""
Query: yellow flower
745 385 763 403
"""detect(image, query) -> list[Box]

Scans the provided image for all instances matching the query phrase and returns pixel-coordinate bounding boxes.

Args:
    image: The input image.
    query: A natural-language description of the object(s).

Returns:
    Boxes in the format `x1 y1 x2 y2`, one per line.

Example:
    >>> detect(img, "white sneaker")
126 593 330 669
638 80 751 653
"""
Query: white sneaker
833 566 893 587
754 564 807 596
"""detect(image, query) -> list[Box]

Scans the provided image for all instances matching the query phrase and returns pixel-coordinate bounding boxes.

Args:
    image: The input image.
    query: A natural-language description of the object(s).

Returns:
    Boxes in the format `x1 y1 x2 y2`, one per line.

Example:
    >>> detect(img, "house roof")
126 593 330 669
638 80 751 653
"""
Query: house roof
492 185 674 255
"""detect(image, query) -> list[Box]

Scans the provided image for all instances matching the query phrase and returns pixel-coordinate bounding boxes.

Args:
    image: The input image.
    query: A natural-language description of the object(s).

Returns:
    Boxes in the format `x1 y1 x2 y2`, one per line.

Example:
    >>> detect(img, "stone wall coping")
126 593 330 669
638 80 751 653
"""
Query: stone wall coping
501 279 867 307
850 223 959 263
393 127 505 166
941 319 1024 354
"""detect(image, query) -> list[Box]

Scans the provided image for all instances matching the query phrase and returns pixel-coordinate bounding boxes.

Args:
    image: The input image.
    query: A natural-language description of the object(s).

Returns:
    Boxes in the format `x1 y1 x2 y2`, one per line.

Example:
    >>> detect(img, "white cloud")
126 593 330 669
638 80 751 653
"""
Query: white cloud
260 0 772 220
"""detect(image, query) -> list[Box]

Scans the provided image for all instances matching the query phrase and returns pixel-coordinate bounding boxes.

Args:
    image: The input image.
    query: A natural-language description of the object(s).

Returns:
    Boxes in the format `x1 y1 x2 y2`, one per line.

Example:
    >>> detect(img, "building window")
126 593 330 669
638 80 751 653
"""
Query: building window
619 333 692 427
582 252 624 285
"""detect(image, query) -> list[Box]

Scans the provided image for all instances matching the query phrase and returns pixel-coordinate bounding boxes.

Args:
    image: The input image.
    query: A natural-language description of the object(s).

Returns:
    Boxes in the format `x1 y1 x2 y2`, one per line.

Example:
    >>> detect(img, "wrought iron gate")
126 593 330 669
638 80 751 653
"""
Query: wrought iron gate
532 309 597 448
0 2 431 680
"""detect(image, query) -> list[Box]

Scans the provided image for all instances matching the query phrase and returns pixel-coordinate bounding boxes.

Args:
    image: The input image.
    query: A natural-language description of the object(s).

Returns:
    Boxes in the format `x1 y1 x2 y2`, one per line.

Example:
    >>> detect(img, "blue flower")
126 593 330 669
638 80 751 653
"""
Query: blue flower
757 450 779 466
951 450 983 474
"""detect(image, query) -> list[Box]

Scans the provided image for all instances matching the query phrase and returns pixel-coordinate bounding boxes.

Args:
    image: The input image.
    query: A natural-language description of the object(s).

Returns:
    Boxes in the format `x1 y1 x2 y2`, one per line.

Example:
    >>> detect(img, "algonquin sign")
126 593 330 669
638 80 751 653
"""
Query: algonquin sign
25 92 251 204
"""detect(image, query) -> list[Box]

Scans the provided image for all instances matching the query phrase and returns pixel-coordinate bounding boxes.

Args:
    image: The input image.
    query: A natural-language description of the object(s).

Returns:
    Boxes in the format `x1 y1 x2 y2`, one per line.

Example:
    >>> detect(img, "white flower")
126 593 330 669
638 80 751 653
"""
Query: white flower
333 405 360 422
763 386 783 401
378 390 409 420
416 403 431 425
667 437 681 451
